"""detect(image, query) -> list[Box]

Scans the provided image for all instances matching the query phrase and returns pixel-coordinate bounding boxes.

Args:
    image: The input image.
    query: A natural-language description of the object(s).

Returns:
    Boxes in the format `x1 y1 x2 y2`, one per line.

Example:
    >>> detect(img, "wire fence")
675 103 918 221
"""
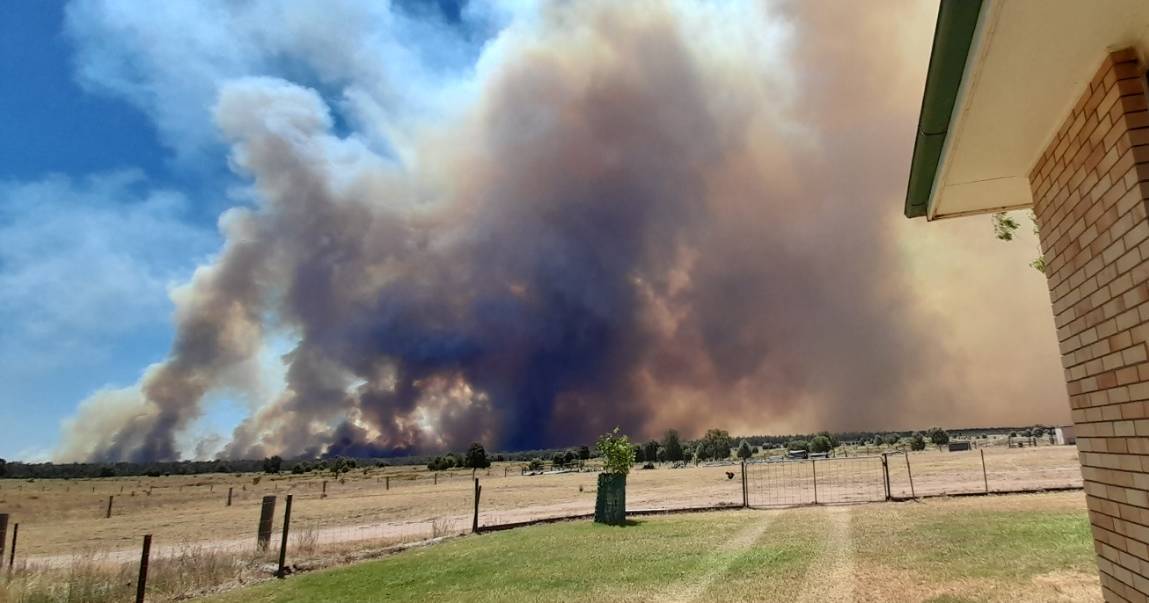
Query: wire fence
0 445 1084 602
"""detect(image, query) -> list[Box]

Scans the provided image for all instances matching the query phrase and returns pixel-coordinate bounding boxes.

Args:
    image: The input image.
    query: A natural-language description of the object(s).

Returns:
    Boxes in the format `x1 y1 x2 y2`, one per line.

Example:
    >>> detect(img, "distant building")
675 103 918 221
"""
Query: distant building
946 441 972 452
1054 426 1076 446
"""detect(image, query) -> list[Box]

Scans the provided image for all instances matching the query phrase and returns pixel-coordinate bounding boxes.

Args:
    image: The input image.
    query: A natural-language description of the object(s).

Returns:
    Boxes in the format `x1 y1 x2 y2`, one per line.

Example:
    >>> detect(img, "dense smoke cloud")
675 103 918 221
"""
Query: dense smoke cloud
57 0 1066 462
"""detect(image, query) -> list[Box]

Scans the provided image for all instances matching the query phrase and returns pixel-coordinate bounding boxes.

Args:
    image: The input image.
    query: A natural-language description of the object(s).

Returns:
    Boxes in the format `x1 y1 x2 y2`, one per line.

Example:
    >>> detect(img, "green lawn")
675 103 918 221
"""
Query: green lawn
202 493 1099 603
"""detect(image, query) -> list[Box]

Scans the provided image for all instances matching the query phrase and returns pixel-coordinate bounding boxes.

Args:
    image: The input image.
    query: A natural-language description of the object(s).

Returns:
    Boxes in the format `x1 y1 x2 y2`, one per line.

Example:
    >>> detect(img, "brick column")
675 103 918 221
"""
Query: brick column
1031 48 1149 602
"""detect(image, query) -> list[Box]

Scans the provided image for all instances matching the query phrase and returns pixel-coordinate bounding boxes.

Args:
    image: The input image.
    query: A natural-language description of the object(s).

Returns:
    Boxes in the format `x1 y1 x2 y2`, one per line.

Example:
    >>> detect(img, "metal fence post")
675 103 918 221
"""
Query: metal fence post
981 449 989 493
741 459 748 508
135 534 152 603
277 495 293 578
472 478 482 533
812 459 818 504
904 452 916 499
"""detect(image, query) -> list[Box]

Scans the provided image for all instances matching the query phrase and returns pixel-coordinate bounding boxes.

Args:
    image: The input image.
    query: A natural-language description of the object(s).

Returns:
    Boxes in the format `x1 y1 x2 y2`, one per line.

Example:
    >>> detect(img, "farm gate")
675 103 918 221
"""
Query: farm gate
743 455 889 507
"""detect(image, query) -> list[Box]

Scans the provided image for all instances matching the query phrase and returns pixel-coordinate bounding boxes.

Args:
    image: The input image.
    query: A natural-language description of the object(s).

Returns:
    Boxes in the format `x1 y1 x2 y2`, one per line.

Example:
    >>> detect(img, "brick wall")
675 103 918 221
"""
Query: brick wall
1031 48 1149 602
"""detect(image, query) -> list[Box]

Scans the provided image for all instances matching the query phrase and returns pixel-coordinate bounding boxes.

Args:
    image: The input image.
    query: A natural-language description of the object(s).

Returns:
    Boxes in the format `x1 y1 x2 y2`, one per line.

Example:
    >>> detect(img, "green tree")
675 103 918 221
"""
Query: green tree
643 440 661 464
786 439 809 451
1032 426 1046 437
699 429 733 460
927 427 950 446
552 452 567 467
578 445 591 461
910 433 926 451
528 458 544 471
816 431 840 449
662 430 685 462
464 442 491 469
596 427 636 475
809 435 833 454
262 455 282 474
883 434 900 446
1 457 9 477
737 440 753 460
634 445 646 463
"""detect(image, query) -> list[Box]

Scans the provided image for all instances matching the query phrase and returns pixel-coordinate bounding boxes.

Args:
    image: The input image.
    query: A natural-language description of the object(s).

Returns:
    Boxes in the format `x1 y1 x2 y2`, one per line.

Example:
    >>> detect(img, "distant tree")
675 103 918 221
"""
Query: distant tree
752 446 760 454
375 460 388 468
883 434 900 446
1032 426 1046 437
99 466 116 478
578 446 591 461
633 445 646 463
564 450 579 466
927 428 950 446
465 442 491 469
552 452 567 468
1021 428 1033 438
291 462 310 475
910 433 926 451
737 440 753 460
643 440 660 464
1 458 8 477
528 458 544 471
809 435 833 454
699 429 734 460
816 431 840 449
787 439 809 451
262 456 283 474
662 430 685 463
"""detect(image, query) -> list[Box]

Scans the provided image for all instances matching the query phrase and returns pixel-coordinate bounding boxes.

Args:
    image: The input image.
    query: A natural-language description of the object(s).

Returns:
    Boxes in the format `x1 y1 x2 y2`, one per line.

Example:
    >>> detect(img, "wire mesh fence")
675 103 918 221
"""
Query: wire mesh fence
0 445 1085 602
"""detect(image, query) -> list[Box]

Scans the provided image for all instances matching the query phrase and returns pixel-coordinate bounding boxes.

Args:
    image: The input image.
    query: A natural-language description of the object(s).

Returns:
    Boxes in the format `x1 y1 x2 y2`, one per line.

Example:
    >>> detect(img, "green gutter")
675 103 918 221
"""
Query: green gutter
904 0 983 219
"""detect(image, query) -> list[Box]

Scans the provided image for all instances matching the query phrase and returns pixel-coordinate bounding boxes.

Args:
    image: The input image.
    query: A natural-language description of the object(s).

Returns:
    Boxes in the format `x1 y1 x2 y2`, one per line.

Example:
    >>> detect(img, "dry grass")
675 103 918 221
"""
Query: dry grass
0 445 1081 564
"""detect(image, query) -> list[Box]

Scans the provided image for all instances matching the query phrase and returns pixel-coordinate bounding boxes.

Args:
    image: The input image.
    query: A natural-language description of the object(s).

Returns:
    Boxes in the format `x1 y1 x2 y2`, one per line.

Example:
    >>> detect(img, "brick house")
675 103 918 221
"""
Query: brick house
905 1 1149 599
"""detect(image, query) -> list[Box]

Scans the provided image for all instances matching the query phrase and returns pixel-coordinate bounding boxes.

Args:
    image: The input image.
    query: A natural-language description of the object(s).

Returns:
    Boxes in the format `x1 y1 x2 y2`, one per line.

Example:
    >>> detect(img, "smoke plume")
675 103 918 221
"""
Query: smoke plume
57 1 1066 462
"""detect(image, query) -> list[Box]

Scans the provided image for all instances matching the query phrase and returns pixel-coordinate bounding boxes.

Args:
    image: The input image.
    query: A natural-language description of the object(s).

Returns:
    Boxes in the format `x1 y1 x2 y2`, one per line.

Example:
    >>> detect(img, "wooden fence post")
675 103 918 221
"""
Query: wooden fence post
6 523 15 575
904 453 916 499
472 478 482 534
980 449 989 493
106 495 114 519
277 495 293 578
321 481 327 499
434 473 438 486
385 476 390 491
135 534 152 603
257 496 277 551
227 487 233 507
881 454 891 500
741 459 748 508
0 513 8 560
812 459 818 504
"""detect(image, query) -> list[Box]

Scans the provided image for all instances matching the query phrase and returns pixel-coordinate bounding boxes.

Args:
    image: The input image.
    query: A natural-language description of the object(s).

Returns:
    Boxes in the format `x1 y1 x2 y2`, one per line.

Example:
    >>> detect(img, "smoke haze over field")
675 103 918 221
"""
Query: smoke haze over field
54 0 1068 462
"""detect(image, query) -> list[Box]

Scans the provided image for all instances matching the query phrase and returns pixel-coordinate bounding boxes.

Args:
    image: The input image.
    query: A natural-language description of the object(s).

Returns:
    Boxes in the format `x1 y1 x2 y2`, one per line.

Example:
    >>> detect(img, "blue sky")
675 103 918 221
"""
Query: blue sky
0 0 484 460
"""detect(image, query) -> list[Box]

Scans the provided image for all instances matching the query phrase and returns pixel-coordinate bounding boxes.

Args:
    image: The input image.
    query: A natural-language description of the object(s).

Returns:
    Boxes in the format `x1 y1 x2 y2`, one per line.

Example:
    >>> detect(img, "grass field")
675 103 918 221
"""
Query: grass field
201 491 1098 603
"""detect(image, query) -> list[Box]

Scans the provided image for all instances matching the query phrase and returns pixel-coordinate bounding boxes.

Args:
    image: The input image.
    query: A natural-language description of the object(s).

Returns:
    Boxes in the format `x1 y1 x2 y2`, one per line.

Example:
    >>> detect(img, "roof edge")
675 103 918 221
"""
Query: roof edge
904 0 984 219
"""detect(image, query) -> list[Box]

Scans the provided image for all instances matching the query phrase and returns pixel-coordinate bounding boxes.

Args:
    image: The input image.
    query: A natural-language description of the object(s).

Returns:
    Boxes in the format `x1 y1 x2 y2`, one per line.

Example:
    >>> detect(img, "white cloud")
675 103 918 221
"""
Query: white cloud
0 171 216 375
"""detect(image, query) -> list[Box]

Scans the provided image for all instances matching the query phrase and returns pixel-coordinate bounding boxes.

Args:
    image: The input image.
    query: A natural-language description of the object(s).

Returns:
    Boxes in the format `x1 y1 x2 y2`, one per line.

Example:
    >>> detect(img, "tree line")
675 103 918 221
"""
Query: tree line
0 424 1055 480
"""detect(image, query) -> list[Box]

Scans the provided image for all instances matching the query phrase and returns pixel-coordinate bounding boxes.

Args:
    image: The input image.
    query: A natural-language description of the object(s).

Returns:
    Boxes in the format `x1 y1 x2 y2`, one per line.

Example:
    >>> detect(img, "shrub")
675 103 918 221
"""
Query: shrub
577 446 591 461
262 456 282 474
927 427 950 446
528 458 544 471
786 439 809 452
910 433 926 451
596 427 636 475
883 434 900 446
661 430 684 462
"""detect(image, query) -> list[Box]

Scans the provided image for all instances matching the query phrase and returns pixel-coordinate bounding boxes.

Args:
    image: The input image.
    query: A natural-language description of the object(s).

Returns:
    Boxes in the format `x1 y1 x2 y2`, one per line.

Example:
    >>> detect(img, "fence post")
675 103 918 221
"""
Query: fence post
505 467 509 478
812 459 818 504
257 496 277 551
434 473 438 486
6 523 16 576
277 495 293 578
385 476 390 491
881 454 891 501
741 459 748 508
980 449 989 493
106 495 114 519
472 478 482 534
904 452 916 499
227 487 233 507
0 513 7 560
321 481 327 499
135 534 152 603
